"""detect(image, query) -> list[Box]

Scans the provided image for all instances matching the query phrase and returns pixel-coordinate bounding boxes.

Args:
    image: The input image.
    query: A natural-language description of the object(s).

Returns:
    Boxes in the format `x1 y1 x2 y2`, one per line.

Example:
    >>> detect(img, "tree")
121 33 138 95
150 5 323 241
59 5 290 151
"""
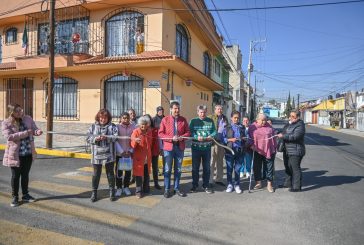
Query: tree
284 92 292 117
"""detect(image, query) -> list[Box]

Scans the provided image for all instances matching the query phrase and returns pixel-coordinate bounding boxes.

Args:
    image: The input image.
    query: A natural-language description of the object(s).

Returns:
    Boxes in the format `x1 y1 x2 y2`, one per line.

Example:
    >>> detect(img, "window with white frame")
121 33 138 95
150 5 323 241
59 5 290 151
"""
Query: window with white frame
5 28 17 44
105 11 144 57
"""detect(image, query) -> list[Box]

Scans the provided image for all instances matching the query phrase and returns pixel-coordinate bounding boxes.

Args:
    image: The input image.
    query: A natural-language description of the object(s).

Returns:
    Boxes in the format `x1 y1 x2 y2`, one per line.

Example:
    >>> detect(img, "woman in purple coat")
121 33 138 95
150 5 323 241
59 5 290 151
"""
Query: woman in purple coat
1 103 43 207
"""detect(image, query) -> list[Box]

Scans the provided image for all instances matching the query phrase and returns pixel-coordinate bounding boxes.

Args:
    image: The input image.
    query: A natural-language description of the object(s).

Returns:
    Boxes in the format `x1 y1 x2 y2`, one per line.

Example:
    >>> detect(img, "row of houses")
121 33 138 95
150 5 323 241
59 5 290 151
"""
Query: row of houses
300 90 364 131
0 0 250 138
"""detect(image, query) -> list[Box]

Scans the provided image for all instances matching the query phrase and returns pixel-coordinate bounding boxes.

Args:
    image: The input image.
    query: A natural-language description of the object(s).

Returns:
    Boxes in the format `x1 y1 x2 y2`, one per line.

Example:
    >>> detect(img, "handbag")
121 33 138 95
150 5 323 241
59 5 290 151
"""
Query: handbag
118 157 133 171
277 138 285 152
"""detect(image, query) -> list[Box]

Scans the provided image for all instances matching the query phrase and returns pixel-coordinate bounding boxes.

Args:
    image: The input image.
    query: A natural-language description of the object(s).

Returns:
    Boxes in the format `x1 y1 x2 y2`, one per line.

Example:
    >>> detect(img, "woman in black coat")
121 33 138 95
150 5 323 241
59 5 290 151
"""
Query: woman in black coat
277 111 306 192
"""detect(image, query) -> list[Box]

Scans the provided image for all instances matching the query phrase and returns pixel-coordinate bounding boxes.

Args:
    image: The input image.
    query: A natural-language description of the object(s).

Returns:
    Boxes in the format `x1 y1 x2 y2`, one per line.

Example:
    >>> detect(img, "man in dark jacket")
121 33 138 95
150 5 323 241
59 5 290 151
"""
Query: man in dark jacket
277 110 306 192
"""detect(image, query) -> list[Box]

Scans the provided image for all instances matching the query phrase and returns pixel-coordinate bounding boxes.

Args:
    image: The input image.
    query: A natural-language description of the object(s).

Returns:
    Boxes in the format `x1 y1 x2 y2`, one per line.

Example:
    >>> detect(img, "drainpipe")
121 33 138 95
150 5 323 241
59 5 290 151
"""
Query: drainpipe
171 71 174 100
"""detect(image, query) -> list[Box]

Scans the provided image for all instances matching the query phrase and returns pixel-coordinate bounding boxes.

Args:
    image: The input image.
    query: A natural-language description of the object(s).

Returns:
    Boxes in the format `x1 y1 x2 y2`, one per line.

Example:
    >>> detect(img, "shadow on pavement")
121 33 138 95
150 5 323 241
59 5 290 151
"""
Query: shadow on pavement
305 133 350 146
302 170 363 191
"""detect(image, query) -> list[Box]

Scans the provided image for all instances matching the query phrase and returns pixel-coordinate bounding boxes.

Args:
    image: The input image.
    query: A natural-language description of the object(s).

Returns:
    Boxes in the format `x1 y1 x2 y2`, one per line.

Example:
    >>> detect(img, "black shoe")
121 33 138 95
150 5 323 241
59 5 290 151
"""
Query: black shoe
174 190 186 197
205 187 213 194
22 194 35 203
278 184 290 188
154 184 162 190
90 190 97 202
215 182 226 187
289 188 301 192
10 196 19 207
190 186 197 193
110 189 116 201
164 190 171 198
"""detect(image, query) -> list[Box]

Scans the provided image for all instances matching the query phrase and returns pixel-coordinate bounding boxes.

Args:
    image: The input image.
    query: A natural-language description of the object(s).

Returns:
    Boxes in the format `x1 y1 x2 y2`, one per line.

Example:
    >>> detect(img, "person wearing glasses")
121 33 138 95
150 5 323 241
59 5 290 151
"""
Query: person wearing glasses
1 103 43 207
277 110 306 192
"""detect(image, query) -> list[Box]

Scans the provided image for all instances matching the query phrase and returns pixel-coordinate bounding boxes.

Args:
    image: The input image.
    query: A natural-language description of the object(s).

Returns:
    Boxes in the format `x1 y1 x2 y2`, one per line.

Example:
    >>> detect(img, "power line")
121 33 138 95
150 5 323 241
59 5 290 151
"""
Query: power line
258 67 364 77
90 0 364 12
210 0 232 45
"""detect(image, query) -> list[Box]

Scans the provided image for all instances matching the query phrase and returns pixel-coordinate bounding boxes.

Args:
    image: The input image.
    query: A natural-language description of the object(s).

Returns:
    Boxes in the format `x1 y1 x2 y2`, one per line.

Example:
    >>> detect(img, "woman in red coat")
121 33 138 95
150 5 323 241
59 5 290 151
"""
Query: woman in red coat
131 115 152 198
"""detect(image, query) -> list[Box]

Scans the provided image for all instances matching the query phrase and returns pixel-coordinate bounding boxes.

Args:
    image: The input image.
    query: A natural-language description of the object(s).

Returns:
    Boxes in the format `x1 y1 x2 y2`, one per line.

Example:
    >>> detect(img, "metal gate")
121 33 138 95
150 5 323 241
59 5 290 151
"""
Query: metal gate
357 111 364 131
104 73 143 119
5 78 33 117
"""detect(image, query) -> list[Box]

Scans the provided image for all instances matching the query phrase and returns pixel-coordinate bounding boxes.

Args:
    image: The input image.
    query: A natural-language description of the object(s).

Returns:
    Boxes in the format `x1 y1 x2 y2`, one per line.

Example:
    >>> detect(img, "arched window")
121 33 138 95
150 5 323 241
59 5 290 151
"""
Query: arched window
6 28 17 44
105 11 144 57
203 52 211 77
44 76 78 119
104 73 143 118
176 24 189 62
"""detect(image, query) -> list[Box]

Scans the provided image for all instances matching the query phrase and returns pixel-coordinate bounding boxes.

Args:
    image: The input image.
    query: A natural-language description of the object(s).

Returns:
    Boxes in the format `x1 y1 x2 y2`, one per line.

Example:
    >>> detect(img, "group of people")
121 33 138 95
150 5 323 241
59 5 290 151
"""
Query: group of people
2 102 306 207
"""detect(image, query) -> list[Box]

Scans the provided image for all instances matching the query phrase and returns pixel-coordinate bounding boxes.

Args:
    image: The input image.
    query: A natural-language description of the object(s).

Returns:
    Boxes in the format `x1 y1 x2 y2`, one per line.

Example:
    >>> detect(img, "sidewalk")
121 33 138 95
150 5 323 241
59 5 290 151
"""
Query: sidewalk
0 134 193 166
307 124 364 138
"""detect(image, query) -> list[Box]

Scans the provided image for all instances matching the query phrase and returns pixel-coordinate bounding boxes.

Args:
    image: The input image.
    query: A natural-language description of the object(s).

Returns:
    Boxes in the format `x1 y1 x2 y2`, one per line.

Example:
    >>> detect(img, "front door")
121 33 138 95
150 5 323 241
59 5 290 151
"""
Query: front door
6 78 33 118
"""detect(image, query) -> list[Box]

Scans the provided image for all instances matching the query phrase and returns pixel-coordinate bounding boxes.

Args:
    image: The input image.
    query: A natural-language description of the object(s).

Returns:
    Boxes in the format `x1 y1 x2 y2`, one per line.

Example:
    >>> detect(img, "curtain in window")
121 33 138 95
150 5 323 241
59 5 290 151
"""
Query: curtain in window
38 19 89 55
47 77 78 118
106 11 143 57
176 24 189 62
105 74 143 118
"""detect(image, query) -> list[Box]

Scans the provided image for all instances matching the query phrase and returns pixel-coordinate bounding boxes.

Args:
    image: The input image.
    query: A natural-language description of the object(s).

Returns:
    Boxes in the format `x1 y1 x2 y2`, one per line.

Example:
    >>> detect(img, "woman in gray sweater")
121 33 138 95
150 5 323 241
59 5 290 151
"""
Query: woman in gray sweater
86 109 118 202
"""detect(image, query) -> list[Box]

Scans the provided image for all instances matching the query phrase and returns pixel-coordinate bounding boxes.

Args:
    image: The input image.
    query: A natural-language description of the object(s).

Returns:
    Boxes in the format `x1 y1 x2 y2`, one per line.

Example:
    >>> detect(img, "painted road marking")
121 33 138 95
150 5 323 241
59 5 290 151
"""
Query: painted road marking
54 172 108 185
0 192 137 228
0 219 103 245
119 195 160 208
29 180 160 208
30 180 89 195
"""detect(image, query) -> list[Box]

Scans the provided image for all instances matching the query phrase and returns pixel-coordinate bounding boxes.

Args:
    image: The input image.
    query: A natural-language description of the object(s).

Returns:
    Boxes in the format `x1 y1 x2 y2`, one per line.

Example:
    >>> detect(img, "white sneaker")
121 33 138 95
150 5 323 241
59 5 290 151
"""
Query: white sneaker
235 185 242 194
115 188 123 197
239 172 244 178
246 172 251 178
124 187 131 196
226 184 234 193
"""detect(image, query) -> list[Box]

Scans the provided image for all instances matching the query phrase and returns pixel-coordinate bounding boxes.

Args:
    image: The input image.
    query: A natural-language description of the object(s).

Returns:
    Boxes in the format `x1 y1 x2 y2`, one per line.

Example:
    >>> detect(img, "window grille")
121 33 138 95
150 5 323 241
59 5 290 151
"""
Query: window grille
44 77 78 120
203 52 211 77
176 24 189 62
6 28 17 44
4 77 33 117
38 18 89 55
214 59 221 77
105 11 144 57
104 73 143 119
0 35 2 63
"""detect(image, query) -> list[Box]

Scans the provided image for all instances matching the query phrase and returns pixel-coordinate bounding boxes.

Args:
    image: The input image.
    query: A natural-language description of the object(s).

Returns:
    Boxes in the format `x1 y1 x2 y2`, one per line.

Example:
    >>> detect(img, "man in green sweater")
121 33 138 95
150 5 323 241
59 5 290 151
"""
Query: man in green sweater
189 105 216 194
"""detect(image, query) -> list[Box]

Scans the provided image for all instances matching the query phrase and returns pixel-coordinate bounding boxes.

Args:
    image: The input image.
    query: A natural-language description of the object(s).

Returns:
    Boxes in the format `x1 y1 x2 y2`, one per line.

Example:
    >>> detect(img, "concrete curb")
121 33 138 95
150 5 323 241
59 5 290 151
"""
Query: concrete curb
0 144 193 167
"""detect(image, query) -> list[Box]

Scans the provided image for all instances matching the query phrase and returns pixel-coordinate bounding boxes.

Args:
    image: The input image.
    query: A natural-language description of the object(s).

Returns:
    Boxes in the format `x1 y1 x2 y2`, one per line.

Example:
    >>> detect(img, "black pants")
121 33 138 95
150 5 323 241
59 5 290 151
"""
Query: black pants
151 155 163 185
135 164 149 193
11 155 33 197
92 162 115 191
253 152 275 182
283 153 303 190
115 156 131 189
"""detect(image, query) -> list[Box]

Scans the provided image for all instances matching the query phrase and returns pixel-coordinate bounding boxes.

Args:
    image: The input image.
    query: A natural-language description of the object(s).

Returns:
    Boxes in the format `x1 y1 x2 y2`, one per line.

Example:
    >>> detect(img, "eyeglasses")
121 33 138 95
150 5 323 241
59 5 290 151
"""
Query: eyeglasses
14 108 23 113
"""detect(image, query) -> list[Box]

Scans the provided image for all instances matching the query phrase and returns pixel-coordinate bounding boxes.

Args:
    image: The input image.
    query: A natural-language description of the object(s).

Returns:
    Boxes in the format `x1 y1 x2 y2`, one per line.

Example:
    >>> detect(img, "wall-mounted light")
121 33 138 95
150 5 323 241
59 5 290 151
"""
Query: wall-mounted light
185 79 192 86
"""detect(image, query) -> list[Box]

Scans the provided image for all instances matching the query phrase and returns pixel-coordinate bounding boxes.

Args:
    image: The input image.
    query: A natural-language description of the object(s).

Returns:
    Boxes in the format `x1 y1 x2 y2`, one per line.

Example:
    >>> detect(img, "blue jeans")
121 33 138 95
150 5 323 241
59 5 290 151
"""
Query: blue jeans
192 149 211 188
225 152 243 186
164 145 184 191
240 151 252 174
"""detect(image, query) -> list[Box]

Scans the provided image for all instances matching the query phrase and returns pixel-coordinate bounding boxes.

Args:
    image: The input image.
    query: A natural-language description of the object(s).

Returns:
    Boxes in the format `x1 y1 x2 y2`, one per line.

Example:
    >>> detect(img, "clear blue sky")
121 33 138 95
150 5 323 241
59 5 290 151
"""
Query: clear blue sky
205 0 364 104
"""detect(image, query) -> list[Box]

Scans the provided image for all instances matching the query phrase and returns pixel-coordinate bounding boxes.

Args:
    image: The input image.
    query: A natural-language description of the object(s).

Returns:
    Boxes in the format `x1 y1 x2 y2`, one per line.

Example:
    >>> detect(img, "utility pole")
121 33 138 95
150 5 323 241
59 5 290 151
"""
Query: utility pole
46 0 55 149
246 39 266 119
246 41 253 118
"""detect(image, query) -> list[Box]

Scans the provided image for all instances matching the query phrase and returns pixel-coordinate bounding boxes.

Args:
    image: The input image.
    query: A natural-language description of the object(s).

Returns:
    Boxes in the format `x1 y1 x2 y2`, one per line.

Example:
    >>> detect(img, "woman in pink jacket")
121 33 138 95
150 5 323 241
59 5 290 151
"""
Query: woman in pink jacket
249 113 277 193
1 103 42 207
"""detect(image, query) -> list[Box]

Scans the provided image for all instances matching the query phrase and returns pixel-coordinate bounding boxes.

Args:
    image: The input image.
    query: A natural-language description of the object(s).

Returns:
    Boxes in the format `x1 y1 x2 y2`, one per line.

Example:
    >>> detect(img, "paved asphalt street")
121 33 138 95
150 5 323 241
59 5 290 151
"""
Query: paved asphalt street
0 123 363 245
